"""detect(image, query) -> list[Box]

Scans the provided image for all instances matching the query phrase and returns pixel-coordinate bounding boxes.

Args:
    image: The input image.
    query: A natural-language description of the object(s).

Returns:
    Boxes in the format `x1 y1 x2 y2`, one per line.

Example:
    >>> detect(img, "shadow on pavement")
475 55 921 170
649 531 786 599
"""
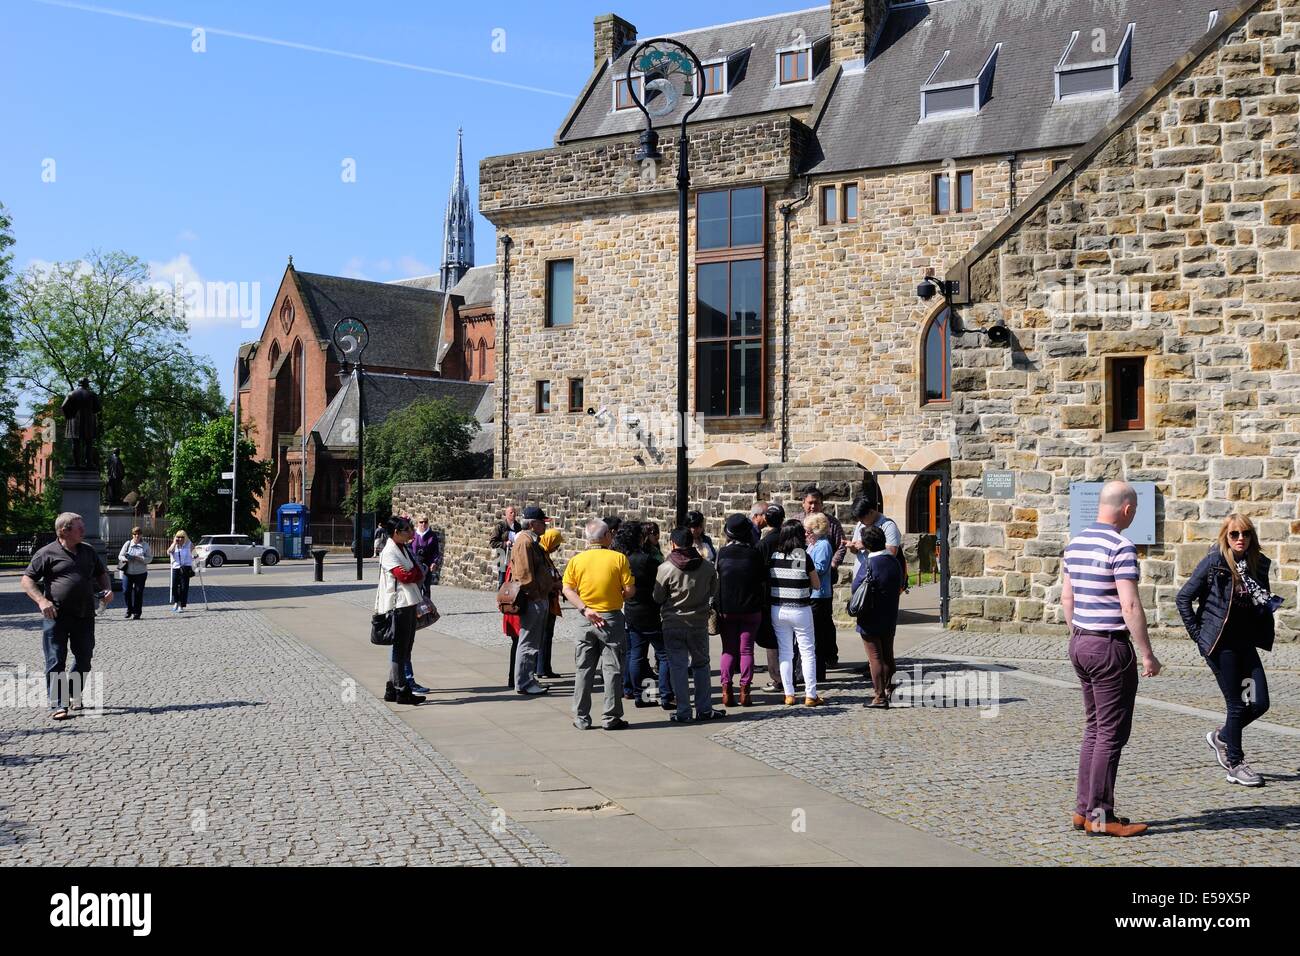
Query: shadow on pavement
92 700 267 717
1149 803 1300 833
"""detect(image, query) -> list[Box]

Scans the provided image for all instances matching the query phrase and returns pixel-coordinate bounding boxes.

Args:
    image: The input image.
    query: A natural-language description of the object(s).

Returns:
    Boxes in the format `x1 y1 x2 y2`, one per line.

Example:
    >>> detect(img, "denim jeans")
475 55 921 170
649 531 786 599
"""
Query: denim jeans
170 567 190 607
387 606 417 690
124 572 147 616
42 614 95 710
516 599 549 690
1206 635 1270 766
626 628 669 703
664 627 712 719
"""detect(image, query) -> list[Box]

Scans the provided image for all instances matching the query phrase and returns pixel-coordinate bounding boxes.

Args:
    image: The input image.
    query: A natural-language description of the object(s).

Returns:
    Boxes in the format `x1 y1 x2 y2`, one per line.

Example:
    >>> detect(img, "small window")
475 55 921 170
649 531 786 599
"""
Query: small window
568 378 585 412
614 76 638 110
843 183 858 223
779 49 809 85
545 259 574 328
1110 357 1145 431
535 381 552 414
933 171 973 215
701 63 725 96
1049 158 1069 174
697 186 763 250
820 185 838 225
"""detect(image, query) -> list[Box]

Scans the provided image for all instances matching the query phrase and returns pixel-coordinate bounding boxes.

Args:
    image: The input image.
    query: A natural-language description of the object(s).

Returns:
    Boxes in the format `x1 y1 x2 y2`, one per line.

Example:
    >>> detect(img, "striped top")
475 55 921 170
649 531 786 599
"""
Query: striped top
1063 522 1140 632
769 548 813 606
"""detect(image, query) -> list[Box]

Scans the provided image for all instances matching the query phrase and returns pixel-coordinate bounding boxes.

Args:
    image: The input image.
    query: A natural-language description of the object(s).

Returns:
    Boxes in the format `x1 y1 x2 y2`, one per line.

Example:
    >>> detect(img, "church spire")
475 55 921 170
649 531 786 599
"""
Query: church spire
441 127 475 292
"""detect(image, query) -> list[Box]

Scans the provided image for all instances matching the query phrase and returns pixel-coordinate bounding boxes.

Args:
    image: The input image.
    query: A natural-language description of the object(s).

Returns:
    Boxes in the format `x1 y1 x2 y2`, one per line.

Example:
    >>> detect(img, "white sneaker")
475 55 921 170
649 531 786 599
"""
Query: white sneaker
1206 729 1230 771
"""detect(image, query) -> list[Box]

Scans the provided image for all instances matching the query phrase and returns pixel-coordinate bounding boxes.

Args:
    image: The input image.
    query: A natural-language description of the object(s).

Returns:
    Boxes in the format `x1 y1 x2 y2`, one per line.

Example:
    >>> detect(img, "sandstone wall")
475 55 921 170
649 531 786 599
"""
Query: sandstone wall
394 463 874 591
948 0 1299 641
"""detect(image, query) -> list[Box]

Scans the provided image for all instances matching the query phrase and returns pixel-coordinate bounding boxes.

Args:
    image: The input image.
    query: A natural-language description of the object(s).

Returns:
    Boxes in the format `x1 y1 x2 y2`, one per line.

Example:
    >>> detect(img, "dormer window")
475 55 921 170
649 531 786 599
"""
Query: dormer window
920 44 1000 121
779 48 810 85
700 61 726 96
1055 23 1133 101
614 75 641 111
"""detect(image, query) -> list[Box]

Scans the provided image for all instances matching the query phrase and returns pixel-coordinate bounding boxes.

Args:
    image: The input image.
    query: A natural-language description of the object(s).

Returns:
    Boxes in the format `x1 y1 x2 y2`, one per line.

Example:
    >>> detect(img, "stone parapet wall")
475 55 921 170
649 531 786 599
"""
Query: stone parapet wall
948 0 1299 641
394 463 874 591
480 116 808 219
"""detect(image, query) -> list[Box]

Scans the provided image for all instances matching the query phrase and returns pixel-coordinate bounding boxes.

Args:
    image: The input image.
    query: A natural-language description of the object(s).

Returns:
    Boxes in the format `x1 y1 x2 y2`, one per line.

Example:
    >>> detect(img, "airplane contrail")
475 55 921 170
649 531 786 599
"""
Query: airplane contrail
30 0 573 99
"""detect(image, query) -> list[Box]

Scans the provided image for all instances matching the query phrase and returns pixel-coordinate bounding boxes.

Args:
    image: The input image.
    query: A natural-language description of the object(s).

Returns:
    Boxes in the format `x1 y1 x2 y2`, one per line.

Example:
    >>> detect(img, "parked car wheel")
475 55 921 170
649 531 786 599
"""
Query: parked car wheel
206 552 226 568
261 550 280 566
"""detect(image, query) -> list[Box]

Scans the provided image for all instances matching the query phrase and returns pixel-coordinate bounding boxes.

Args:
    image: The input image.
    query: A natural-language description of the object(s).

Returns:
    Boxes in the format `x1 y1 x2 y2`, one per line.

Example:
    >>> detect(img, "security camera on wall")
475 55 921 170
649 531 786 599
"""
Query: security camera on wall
588 405 611 428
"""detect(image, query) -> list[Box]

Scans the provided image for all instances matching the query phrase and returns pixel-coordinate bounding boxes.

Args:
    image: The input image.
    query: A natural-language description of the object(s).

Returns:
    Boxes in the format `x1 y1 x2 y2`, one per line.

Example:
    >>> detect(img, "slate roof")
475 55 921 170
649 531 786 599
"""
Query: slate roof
558 6 833 144
808 0 1222 174
291 270 446 372
313 372 494 455
448 264 495 309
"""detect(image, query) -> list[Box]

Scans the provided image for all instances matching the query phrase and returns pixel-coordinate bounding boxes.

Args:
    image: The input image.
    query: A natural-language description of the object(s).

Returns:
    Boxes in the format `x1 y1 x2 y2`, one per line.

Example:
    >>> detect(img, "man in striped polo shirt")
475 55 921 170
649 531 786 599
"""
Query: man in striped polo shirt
1061 480 1162 838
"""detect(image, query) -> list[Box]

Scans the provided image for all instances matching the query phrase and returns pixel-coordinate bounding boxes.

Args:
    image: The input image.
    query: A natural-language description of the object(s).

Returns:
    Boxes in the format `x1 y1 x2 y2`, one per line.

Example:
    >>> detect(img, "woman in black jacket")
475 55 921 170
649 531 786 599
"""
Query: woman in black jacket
617 522 670 708
716 513 768 707
852 526 902 708
1176 514 1279 787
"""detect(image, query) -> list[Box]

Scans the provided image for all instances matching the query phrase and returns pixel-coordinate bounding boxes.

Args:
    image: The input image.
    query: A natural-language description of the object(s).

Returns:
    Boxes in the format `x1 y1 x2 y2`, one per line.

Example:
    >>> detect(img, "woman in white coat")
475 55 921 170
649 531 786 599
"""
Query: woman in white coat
375 516 426 705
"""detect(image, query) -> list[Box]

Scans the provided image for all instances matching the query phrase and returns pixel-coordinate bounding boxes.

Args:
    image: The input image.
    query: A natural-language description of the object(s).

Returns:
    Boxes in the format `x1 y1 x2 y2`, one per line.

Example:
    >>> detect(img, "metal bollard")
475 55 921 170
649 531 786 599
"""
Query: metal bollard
312 548 327 582
253 555 262 575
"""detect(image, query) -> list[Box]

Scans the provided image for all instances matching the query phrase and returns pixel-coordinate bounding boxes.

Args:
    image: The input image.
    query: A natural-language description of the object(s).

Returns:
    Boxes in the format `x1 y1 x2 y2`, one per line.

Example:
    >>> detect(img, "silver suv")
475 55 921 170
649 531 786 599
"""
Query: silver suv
193 534 280 568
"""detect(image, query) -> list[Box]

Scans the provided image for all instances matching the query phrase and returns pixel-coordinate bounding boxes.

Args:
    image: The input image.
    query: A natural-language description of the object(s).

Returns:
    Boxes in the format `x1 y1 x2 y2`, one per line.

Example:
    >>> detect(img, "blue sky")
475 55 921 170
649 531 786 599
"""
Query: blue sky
2 0 803 408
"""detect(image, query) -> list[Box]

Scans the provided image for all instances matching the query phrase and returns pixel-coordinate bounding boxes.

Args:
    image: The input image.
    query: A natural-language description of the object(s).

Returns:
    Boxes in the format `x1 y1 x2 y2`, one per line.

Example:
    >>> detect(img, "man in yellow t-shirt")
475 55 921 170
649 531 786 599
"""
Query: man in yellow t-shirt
562 518 635 730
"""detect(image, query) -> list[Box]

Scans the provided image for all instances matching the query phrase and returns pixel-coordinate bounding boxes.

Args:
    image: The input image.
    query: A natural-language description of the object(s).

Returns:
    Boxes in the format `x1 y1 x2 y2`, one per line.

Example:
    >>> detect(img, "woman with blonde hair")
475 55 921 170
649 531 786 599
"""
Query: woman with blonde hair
168 530 194 613
1176 514 1281 787
804 511 836 683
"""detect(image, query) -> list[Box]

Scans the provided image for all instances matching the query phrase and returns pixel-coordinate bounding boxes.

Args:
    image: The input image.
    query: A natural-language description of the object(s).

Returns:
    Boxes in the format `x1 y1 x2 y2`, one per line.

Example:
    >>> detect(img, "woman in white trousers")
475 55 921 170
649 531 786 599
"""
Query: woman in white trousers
767 520 824 707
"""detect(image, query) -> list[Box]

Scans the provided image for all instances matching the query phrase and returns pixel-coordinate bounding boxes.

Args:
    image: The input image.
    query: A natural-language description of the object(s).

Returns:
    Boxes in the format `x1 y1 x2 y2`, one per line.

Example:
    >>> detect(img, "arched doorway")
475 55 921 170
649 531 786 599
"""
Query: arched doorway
907 459 951 534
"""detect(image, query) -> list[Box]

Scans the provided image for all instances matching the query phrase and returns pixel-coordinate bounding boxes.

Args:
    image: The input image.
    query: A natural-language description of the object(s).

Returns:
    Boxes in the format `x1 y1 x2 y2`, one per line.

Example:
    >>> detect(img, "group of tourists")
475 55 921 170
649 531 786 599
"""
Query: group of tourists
1063 481 1283 838
18 480 1287 842
480 486 908 729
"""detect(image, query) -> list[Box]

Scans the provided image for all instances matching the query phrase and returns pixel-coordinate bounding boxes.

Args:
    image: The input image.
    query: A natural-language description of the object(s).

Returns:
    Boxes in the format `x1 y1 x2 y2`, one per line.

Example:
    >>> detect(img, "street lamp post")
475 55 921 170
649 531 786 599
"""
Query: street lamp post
331 316 369 581
626 38 704 530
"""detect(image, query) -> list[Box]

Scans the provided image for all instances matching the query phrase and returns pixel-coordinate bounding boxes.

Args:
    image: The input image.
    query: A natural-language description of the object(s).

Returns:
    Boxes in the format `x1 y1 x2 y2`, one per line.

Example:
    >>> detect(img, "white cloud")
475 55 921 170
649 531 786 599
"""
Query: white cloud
177 228 200 243
397 255 434 277
148 253 263 330
341 256 368 280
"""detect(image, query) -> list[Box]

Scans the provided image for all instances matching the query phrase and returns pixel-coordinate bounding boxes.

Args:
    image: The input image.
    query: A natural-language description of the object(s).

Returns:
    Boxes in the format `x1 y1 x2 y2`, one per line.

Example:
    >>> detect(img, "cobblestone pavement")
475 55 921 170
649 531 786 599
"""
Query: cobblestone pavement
709 633 1300 866
0 579 563 866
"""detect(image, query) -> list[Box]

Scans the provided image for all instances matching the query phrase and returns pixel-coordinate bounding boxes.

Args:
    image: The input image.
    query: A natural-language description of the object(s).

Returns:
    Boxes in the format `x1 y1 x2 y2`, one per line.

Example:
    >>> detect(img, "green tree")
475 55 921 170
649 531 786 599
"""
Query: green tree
167 416 271 537
7 249 223 511
359 397 482 521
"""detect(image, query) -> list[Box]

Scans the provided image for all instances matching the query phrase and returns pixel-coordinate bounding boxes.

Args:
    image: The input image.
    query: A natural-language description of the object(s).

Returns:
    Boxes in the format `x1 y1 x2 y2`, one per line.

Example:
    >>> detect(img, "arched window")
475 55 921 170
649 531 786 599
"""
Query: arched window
464 340 476 379
921 307 951 405
477 338 488 378
268 340 281 367
290 339 304 429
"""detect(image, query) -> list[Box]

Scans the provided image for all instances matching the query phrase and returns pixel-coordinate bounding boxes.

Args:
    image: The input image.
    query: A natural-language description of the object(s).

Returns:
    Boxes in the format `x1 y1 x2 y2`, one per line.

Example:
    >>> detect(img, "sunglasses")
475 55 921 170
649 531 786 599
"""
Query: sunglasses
1228 530 1252 540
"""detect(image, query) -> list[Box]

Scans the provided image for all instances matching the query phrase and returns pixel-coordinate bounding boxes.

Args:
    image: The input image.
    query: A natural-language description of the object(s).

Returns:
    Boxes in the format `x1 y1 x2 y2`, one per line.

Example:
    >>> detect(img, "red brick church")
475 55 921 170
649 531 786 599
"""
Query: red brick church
235 132 496 527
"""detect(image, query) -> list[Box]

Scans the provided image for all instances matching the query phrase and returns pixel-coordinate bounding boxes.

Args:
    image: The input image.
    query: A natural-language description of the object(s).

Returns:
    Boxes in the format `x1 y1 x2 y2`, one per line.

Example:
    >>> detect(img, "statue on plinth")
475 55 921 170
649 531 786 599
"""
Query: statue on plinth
106 447 125 504
61 377 102 471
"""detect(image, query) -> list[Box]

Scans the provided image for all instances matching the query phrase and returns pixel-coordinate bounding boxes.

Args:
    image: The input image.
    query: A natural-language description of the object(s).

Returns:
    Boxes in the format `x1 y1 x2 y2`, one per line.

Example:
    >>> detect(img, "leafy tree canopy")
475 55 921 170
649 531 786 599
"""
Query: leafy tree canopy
167 416 271 538
358 397 482 521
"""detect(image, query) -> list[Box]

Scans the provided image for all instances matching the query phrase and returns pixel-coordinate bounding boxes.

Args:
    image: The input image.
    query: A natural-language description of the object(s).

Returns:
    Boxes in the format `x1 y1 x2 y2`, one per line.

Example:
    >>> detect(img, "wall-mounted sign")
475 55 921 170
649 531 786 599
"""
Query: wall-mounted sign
1068 482 1157 545
983 470 1016 499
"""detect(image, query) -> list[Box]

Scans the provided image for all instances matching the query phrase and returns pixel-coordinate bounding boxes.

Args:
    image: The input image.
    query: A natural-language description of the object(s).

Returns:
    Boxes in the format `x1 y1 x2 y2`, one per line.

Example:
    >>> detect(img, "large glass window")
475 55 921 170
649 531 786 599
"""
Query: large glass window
922 308 951 405
545 259 574 327
696 187 765 418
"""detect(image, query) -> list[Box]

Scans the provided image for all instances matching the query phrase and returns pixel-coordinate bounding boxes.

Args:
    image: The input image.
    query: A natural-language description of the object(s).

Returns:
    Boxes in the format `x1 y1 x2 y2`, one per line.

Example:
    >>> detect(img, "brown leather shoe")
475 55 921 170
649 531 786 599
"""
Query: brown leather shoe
1072 812 1132 831
784 696 798 706
721 685 733 708
739 686 752 707
1086 819 1147 837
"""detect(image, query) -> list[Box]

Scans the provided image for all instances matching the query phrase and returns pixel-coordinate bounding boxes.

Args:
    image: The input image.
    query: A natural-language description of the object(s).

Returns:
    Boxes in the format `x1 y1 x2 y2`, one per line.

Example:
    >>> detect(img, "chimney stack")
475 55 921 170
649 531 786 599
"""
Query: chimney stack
829 0 889 66
594 14 638 69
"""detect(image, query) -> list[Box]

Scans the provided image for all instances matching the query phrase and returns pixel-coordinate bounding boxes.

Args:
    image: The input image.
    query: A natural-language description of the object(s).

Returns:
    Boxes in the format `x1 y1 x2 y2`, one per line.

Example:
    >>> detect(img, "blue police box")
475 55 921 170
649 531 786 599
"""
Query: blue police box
277 504 310 559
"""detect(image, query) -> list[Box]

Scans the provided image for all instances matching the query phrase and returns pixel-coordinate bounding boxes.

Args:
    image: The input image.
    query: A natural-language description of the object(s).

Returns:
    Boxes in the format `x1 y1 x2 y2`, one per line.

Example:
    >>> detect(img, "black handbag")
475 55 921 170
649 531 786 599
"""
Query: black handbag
370 611 396 645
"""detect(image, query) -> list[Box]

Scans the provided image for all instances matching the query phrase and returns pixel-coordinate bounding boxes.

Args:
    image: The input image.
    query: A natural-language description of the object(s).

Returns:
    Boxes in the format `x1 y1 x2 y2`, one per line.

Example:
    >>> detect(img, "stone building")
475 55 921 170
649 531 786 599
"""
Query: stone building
235 135 496 526
479 0 1225 537
943 0 1299 640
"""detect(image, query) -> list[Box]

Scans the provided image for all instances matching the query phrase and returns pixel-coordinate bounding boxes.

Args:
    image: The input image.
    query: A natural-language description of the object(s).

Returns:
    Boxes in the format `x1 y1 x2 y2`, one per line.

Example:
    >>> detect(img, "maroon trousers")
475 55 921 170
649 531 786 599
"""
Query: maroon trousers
1068 626 1138 819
